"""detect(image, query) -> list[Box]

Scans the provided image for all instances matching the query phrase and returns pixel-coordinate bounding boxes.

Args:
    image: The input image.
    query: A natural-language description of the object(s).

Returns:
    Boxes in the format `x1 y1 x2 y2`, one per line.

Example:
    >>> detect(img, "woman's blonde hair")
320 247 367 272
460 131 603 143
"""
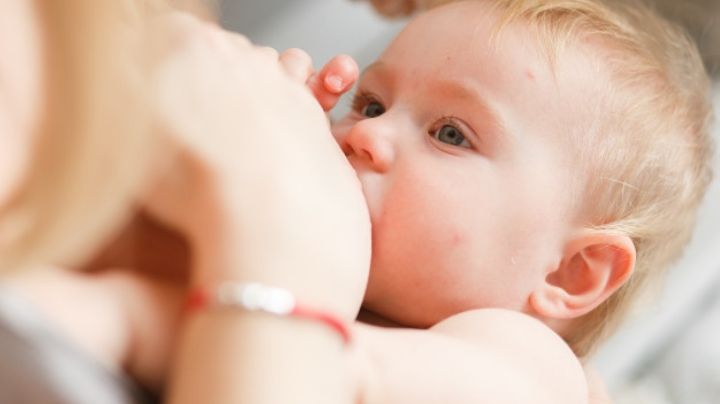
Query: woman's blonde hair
0 0 208 271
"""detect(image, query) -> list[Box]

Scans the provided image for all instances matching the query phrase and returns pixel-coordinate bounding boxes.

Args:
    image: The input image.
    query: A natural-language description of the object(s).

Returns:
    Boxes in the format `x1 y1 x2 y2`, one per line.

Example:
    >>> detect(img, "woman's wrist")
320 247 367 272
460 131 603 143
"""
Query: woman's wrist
169 309 357 404
189 262 363 323
186 282 352 345
186 207 367 321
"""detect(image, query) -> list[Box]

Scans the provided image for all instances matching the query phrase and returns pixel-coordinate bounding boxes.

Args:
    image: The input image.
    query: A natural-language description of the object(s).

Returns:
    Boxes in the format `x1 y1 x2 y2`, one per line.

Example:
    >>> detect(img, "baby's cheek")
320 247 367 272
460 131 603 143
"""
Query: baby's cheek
383 191 465 268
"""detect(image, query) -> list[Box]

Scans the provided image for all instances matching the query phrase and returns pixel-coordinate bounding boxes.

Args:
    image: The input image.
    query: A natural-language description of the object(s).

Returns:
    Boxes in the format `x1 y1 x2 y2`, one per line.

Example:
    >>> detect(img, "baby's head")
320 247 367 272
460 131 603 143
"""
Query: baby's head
337 0 713 356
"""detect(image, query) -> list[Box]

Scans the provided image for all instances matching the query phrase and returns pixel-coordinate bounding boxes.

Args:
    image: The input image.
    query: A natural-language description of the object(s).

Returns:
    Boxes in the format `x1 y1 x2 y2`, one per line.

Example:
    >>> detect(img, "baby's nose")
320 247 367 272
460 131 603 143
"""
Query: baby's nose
340 119 395 173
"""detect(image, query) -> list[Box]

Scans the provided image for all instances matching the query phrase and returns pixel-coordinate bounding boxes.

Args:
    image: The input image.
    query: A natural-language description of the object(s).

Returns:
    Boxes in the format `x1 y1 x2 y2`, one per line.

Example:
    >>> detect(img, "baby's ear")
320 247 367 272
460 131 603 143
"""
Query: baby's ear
530 232 635 320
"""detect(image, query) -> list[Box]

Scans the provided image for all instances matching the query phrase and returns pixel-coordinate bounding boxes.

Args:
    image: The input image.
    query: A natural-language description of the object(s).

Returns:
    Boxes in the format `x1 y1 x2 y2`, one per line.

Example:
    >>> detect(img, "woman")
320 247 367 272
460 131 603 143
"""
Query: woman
0 1 368 403
1 2 617 403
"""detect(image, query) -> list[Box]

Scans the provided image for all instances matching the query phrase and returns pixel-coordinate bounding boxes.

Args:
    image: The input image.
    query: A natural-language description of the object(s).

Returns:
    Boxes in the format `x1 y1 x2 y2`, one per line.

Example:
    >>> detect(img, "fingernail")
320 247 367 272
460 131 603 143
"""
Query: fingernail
324 75 344 93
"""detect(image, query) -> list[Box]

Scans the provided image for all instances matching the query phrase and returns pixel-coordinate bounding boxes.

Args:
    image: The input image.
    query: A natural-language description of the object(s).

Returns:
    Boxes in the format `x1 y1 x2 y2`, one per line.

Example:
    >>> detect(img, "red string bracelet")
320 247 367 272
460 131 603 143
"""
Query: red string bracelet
186 282 351 345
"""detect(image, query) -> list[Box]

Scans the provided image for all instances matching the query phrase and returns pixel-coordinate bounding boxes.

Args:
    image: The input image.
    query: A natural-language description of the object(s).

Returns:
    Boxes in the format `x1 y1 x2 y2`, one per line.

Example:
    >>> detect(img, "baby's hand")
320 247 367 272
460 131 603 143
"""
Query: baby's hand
279 48 359 112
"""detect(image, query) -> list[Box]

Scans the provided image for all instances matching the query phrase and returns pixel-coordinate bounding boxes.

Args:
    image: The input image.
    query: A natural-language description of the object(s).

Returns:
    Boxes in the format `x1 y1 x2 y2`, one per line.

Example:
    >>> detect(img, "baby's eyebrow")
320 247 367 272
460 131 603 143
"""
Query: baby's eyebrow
360 61 508 142
432 78 508 140
359 61 390 81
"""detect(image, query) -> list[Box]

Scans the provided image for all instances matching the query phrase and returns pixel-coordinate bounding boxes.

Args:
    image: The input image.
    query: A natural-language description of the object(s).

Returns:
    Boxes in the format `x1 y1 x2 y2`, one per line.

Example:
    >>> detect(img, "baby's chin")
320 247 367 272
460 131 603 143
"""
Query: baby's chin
356 306 403 327
359 292 447 328
359 263 443 328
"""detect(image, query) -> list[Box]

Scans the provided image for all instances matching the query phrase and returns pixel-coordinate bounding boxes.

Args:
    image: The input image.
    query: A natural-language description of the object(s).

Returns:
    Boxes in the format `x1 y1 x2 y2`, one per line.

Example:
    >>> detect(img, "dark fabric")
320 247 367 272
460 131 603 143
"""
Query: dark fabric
0 288 158 404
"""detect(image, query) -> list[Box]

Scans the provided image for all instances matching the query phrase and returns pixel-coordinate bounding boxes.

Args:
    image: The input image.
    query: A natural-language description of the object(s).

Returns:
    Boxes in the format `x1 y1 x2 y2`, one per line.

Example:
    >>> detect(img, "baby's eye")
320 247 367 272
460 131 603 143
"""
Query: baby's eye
432 124 471 148
362 101 385 118
352 92 386 118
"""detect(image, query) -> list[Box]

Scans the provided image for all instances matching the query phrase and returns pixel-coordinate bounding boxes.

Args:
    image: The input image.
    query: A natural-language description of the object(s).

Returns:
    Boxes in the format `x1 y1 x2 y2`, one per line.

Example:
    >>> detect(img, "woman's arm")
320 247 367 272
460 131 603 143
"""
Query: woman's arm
169 304 357 404
147 14 371 404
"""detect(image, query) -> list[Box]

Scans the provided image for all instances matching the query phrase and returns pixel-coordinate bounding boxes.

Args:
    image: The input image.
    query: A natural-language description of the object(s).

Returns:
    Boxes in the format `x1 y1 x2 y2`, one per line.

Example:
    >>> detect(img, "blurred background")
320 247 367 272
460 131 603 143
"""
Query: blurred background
220 1 720 402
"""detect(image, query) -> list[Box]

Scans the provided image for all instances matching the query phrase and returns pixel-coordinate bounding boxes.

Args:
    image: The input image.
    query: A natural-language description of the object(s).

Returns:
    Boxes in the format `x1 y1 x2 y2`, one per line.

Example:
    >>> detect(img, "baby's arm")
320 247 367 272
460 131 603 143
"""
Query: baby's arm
353 309 589 404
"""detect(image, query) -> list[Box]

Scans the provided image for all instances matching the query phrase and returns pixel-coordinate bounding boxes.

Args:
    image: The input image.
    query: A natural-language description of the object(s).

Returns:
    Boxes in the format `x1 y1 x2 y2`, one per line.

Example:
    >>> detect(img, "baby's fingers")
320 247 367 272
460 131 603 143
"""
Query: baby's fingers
308 54 359 111
279 47 314 83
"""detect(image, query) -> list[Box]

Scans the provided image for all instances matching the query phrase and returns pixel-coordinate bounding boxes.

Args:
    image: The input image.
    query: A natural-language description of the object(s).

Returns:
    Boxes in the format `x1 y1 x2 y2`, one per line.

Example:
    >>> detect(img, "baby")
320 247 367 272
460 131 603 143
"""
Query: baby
1 0 712 403
222 0 710 401
336 0 713 358
318 0 712 399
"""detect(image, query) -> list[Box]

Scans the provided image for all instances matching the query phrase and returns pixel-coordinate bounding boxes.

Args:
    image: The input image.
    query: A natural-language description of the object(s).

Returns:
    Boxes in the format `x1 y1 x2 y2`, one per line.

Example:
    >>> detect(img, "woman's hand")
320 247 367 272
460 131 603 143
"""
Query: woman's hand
146 13 370 319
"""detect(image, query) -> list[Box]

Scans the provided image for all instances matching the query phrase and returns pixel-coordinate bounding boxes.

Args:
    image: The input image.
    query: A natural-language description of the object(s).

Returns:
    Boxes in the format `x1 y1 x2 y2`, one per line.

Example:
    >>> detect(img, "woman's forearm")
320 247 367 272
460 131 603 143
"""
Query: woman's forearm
167 311 357 404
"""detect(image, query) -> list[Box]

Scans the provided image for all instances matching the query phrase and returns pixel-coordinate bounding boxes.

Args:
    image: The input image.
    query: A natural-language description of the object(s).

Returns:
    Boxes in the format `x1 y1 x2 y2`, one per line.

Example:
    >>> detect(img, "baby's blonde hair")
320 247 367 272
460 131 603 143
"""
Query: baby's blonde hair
372 0 714 357
502 0 712 359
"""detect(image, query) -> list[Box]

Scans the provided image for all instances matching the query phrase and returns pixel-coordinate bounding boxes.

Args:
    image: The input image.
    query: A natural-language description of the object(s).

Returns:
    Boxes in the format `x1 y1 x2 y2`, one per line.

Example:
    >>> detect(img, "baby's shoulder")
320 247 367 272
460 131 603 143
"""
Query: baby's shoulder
355 309 588 404
431 308 588 403
431 308 570 347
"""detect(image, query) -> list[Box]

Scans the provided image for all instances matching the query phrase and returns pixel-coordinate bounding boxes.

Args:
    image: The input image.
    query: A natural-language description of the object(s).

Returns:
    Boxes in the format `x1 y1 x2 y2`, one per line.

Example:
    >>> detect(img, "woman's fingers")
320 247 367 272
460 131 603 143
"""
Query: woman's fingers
307 54 359 111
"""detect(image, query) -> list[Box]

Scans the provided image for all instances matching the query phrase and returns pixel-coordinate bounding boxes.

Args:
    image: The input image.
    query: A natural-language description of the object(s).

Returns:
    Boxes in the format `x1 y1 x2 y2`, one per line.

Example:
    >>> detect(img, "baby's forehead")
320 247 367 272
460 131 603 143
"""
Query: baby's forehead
383 3 550 77
403 1 501 46
380 2 609 101
398 0 611 71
